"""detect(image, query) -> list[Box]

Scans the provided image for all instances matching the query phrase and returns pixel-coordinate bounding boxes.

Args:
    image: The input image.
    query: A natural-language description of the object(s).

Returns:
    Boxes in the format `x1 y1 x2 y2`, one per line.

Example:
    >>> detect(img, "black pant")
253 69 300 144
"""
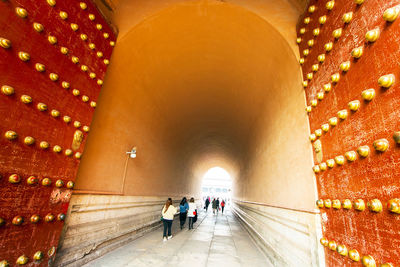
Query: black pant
163 219 172 237
188 217 194 229
179 212 187 229
222 206 225 213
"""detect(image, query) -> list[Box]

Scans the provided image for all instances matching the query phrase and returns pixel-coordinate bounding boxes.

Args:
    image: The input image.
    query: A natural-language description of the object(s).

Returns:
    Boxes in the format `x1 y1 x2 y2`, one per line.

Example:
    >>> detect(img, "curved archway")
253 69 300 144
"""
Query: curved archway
60 1 320 266
76 0 314 206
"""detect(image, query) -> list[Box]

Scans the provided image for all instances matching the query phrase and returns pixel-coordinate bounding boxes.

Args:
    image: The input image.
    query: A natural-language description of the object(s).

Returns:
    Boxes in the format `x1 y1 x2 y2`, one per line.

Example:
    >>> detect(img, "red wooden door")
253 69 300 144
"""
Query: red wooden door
299 0 400 266
0 0 115 265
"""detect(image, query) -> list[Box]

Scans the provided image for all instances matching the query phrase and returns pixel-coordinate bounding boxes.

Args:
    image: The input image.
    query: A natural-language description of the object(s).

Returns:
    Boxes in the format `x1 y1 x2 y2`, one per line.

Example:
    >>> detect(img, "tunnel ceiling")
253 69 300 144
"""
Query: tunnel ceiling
95 0 308 53
105 1 298 168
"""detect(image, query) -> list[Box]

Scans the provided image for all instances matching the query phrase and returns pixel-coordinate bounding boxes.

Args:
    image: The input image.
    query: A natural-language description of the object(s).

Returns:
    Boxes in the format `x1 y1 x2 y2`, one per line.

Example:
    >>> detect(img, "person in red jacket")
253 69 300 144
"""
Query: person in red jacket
221 200 225 214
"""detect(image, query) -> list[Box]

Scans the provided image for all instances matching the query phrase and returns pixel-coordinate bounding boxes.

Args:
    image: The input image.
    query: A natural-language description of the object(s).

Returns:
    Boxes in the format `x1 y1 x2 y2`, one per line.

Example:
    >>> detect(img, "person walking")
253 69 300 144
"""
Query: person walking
179 197 189 229
205 197 210 212
161 198 177 241
221 199 225 214
188 197 196 230
212 198 216 215
216 198 220 214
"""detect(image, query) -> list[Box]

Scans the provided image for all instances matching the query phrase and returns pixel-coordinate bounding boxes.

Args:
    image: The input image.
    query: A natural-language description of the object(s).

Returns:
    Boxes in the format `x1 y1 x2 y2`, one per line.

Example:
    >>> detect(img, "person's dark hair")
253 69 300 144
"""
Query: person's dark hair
190 197 195 203
180 197 187 206
164 198 172 212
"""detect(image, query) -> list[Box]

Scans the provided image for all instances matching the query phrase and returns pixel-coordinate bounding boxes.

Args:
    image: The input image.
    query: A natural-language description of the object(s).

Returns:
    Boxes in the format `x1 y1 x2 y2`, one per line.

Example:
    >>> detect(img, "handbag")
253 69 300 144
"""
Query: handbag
193 210 198 223
160 216 163 221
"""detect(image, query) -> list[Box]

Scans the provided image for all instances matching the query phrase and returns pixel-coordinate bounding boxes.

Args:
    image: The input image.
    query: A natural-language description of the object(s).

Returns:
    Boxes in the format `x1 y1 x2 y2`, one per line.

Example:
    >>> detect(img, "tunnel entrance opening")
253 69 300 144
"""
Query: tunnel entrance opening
201 167 232 210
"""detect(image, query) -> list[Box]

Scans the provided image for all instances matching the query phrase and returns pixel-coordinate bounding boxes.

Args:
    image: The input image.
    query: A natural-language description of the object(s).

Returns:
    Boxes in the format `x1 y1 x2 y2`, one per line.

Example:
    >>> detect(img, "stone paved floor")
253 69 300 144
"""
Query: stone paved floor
83 209 271 267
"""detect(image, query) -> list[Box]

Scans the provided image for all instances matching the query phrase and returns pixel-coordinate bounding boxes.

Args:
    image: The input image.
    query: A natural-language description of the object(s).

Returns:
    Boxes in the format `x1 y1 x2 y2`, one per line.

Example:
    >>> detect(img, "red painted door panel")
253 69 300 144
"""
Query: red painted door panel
0 0 115 265
298 0 400 266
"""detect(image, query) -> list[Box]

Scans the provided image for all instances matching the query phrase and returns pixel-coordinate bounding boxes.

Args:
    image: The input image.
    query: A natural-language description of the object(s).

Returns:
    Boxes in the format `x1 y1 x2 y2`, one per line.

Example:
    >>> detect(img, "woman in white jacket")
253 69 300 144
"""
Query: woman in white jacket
161 198 177 241
187 197 197 230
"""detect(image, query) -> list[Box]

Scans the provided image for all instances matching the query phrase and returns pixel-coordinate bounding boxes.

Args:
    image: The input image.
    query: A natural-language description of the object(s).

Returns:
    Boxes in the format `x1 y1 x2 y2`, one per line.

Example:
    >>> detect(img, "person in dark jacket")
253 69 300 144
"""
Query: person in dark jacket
212 198 217 214
179 197 189 229
216 198 220 214
205 197 210 212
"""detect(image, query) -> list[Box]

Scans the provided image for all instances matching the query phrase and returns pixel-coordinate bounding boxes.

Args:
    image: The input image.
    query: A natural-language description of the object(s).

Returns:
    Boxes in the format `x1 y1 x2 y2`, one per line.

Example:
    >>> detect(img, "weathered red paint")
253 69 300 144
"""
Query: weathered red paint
299 0 400 265
0 0 115 265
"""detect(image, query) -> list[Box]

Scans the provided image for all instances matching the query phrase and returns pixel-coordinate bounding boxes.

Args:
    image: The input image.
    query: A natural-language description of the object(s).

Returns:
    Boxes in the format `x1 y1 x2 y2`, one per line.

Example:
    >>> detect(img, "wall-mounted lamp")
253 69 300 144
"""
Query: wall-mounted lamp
126 147 137 158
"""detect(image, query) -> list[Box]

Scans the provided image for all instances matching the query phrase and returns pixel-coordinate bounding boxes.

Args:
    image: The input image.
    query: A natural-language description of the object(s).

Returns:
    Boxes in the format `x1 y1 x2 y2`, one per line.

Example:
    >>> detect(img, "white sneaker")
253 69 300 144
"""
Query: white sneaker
167 235 172 240
163 237 167 241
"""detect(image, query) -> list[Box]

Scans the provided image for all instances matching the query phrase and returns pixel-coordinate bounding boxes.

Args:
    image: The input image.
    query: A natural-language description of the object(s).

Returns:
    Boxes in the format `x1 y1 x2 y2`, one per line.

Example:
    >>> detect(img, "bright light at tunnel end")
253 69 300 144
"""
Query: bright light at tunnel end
201 167 232 204
203 167 232 181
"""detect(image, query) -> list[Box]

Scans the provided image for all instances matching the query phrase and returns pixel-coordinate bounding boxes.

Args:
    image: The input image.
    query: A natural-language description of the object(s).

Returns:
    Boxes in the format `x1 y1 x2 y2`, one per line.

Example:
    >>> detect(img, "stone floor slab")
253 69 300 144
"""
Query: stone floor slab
83 209 270 267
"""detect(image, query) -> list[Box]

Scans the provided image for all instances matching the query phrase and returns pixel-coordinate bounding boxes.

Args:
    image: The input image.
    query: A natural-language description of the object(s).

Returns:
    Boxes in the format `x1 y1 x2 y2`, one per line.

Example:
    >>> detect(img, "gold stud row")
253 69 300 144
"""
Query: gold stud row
1 85 91 132
315 198 400 213
312 136 395 173
306 73 394 115
0 246 57 266
4 213 66 226
0 38 99 106
4 173 74 188
320 237 393 266
3 130 82 159
307 73 395 136
319 238 391 266
300 12 393 75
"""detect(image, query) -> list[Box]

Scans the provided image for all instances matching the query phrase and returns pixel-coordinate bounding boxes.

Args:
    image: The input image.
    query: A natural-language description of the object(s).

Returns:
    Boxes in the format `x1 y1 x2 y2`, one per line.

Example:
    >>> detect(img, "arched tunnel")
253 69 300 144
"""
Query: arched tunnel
77 0 315 207
71 1 318 264
1 0 400 266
